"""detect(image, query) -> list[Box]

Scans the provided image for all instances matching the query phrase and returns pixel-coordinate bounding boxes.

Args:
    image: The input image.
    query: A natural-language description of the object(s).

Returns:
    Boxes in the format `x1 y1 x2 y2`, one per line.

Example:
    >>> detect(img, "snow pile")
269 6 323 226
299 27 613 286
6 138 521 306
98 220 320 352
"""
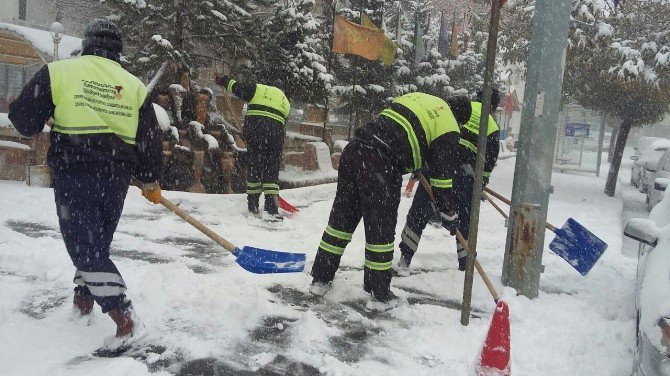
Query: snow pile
189 121 219 150
0 140 31 150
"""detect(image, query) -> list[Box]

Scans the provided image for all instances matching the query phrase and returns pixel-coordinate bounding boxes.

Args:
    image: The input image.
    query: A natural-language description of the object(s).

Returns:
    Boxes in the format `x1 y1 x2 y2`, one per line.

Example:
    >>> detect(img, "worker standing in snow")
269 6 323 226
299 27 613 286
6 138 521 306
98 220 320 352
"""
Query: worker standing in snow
8 19 162 348
214 75 290 219
396 89 501 274
309 92 471 309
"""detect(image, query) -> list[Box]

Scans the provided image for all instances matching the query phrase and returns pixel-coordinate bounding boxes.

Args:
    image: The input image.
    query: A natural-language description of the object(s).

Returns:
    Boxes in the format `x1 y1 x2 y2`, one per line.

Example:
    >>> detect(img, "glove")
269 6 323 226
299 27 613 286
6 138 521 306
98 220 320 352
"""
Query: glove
214 74 229 87
440 211 459 236
483 176 490 187
141 182 162 204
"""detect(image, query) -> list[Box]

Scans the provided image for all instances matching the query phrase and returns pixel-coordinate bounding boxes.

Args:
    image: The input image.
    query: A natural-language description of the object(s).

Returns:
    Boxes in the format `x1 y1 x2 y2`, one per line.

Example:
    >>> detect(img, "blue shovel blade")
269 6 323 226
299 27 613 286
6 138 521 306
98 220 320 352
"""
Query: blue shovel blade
549 218 608 276
233 246 306 274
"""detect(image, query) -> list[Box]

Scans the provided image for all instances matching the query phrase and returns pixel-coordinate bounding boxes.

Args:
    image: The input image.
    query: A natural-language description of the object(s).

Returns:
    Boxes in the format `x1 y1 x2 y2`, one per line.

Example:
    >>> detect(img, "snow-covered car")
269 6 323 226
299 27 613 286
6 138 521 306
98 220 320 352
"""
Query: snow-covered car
632 137 661 187
647 149 670 211
640 139 670 193
624 193 670 376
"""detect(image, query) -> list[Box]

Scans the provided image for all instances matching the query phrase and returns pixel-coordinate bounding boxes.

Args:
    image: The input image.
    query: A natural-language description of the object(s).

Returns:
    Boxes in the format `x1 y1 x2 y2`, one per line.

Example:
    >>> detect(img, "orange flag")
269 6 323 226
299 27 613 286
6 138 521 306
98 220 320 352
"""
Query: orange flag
333 15 384 61
360 14 397 65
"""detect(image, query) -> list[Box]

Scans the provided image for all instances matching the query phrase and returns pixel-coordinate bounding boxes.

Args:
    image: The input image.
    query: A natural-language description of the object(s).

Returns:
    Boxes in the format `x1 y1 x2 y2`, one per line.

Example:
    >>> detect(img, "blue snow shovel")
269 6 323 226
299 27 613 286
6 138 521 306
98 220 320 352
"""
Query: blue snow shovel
483 188 608 276
133 180 305 273
159 196 305 274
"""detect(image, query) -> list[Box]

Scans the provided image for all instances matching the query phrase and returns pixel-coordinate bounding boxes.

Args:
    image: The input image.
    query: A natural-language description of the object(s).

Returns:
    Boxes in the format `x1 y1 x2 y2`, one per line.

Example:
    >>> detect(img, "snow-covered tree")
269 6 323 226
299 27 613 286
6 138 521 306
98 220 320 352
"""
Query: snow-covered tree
566 0 670 196
246 0 331 105
102 0 261 82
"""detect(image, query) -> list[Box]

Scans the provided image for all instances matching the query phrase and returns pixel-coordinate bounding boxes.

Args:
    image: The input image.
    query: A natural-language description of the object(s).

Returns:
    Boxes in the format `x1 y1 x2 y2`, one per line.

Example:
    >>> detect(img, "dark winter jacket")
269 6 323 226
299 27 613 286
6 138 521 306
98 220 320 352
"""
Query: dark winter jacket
355 102 460 214
8 52 162 184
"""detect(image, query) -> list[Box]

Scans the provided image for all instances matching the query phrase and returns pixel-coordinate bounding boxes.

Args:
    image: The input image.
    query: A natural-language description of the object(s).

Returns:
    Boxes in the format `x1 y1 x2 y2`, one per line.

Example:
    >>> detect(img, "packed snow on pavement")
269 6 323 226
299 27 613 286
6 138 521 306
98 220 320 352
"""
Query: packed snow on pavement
0 156 638 375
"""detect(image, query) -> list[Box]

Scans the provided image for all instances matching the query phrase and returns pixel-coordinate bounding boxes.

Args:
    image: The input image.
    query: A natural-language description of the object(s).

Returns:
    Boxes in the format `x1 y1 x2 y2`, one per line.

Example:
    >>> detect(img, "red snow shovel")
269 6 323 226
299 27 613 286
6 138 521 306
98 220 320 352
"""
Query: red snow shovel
133 182 305 274
279 196 299 214
483 187 608 276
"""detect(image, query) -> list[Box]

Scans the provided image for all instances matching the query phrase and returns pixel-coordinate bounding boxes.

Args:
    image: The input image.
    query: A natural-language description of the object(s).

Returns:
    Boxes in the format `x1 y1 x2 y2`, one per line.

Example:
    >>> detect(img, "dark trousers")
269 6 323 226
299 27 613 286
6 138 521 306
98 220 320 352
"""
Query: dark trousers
244 117 284 214
310 140 402 295
398 165 473 264
54 163 130 313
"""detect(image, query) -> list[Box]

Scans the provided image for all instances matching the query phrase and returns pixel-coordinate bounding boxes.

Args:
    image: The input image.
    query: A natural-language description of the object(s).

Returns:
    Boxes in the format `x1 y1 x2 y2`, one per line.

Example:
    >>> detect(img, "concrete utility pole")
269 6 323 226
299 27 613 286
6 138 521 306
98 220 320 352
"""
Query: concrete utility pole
502 0 572 298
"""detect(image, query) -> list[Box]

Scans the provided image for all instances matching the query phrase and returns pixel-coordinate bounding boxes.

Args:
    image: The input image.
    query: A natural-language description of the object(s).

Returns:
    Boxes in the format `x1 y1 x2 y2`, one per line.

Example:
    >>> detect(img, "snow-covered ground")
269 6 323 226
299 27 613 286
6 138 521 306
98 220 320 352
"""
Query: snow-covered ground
0 155 639 375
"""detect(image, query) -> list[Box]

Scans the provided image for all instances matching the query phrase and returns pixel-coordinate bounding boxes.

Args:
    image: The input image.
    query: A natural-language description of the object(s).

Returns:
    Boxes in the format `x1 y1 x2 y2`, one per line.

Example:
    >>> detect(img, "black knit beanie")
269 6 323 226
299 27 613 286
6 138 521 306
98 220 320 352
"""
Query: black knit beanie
82 19 123 54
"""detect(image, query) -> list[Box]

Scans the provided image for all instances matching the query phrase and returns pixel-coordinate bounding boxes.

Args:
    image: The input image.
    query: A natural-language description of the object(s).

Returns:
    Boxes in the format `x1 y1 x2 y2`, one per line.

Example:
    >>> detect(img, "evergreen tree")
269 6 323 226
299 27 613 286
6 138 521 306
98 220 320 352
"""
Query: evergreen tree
246 0 331 105
102 0 261 81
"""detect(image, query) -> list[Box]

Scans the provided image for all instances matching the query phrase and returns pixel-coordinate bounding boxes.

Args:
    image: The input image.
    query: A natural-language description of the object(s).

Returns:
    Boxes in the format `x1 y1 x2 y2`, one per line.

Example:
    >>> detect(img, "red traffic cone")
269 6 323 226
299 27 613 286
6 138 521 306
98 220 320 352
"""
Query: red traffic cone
475 300 511 376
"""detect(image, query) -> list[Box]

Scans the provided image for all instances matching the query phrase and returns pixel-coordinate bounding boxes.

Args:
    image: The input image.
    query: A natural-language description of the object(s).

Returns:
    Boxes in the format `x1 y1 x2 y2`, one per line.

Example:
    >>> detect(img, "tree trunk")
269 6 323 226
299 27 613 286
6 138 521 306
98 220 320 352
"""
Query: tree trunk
604 120 632 197
607 122 619 163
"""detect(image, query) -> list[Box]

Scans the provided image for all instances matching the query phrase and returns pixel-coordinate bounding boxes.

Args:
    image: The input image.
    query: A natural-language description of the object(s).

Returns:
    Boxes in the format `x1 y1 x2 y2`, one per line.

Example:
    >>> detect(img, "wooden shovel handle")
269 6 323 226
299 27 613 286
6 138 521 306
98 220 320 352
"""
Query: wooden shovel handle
414 172 501 302
483 187 557 232
482 192 509 219
158 197 237 253
455 230 501 302
131 178 237 253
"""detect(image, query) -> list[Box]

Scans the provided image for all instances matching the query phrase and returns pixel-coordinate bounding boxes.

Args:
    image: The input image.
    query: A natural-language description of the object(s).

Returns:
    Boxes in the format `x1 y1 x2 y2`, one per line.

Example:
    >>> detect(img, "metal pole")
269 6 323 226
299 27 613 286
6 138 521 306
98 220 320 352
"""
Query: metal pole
323 0 338 142
502 0 572 298
460 0 502 326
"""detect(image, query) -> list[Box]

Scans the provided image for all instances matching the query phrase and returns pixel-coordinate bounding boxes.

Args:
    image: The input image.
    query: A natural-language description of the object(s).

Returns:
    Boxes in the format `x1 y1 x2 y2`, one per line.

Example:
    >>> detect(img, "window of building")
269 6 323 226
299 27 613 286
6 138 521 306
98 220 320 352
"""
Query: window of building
0 63 41 113
19 0 28 21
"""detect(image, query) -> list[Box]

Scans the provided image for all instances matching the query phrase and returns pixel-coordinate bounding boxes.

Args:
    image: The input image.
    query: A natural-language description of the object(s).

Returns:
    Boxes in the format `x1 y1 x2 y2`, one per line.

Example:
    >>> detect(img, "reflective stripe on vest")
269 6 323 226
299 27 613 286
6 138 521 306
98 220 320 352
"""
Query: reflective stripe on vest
381 92 460 171
248 84 290 124
461 102 500 153
48 55 147 145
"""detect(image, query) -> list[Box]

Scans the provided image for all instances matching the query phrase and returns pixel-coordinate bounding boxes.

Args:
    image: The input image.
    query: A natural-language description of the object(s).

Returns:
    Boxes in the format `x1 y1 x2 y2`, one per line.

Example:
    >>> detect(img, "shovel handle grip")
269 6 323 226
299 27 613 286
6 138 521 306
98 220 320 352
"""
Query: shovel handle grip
483 187 557 232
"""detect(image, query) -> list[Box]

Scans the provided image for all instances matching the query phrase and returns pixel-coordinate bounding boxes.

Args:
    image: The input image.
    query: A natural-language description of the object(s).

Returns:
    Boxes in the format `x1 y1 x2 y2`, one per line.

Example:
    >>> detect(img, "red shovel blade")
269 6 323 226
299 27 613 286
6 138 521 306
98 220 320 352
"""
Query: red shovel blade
279 196 299 214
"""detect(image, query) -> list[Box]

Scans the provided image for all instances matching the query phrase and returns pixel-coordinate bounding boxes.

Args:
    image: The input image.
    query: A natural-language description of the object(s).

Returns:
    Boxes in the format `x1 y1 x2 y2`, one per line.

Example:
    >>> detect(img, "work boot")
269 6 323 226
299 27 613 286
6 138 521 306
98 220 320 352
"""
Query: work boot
394 256 411 277
108 304 135 338
366 289 400 311
309 278 332 296
264 196 282 221
73 286 94 316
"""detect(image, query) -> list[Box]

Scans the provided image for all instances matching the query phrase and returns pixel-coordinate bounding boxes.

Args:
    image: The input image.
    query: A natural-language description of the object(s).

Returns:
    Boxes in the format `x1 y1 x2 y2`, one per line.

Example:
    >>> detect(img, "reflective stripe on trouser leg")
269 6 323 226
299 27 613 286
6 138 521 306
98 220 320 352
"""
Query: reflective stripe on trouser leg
457 243 467 259
400 225 420 255
74 270 127 299
262 183 279 196
311 225 353 283
247 182 262 194
364 242 394 295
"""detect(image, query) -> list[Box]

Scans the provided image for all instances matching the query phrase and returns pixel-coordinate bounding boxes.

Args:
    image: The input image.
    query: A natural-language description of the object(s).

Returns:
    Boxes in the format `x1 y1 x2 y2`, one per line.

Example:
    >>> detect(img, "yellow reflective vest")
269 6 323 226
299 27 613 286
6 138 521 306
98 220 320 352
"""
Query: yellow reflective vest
48 55 147 145
380 92 460 171
459 101 500 154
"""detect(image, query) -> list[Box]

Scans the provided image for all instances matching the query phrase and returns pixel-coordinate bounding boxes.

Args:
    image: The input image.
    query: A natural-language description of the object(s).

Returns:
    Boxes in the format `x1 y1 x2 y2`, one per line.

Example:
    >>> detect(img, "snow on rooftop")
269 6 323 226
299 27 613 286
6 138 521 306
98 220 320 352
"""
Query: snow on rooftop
0 22 82 61
651 139 670 150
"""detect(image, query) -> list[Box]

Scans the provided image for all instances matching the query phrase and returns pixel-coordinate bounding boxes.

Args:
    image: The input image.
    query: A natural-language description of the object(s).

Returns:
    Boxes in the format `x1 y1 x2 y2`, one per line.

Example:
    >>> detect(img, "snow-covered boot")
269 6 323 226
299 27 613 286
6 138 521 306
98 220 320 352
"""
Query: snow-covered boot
366 290 401 311
264 196 283 221
103 301 146 350
395 256 411 277
73 286 94 316
309 279 332 296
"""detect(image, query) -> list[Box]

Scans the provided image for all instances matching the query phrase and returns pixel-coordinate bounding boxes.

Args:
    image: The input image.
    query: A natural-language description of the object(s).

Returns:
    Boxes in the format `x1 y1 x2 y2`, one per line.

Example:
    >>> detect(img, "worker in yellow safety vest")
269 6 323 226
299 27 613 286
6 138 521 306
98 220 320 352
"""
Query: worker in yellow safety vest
8 19 163 350
215 75 290 220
